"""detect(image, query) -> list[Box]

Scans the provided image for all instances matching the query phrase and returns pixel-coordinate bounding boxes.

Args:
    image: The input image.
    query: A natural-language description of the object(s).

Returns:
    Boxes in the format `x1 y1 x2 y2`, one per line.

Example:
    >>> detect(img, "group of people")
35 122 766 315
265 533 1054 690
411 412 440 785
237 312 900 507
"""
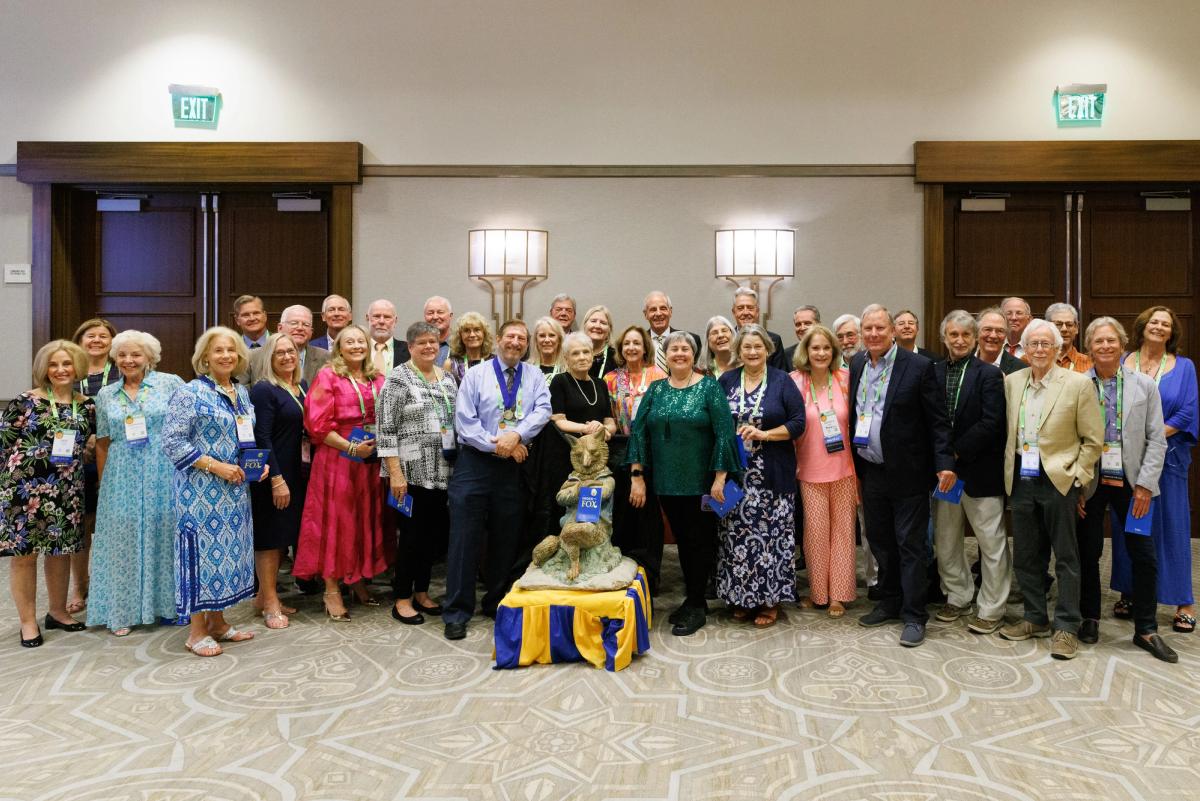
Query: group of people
1 288 1193 666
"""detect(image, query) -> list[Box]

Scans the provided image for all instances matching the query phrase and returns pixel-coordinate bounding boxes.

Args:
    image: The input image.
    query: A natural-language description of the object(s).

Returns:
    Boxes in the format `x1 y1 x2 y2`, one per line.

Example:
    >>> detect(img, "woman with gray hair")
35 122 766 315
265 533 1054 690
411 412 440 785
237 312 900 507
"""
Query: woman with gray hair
699 316 737 377
377 321 459 624
89 330 185 636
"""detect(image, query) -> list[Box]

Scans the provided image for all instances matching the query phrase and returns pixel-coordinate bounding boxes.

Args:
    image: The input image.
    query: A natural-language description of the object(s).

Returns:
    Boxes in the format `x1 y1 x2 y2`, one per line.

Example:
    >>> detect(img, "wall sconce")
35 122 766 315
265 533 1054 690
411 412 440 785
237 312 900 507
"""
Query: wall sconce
715 229 795 325
468 229 549 328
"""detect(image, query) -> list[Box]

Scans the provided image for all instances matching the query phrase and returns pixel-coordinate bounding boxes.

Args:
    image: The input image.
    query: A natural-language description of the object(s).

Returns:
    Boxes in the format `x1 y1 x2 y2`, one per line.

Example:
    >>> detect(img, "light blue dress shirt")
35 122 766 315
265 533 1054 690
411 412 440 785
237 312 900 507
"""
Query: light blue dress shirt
855 343 897 464
454 358 552 452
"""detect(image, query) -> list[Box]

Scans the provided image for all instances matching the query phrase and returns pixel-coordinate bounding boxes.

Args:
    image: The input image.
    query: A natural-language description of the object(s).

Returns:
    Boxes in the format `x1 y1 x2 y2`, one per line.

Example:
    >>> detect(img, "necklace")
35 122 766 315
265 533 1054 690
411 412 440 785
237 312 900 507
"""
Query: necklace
572 374 598 406
669 372 694 389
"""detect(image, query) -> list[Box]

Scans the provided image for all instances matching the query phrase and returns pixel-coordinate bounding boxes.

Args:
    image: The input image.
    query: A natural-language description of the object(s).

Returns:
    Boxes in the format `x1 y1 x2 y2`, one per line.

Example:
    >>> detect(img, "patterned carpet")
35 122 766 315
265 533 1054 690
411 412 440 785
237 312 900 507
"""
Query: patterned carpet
1 541 1197 801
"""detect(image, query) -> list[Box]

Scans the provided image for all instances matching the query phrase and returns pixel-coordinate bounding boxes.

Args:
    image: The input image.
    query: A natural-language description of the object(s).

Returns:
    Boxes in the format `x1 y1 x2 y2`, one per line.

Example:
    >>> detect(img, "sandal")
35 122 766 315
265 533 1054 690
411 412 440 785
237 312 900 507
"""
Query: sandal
1113 599 1133 620
324 591 351 622
256 603 297 616
754 606 783 628
828 602 846 618
731 606 754 622
1174 612 1196 633
185 636 222 657
111 627 132 637
264 611 289 630
798 597 815 610
213 625 255 643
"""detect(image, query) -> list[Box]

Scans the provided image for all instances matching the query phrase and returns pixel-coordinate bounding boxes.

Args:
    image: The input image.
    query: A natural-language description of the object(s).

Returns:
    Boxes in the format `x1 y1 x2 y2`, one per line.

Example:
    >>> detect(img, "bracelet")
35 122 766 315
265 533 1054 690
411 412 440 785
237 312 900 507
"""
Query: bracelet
271 476 286 487
200 457 211 473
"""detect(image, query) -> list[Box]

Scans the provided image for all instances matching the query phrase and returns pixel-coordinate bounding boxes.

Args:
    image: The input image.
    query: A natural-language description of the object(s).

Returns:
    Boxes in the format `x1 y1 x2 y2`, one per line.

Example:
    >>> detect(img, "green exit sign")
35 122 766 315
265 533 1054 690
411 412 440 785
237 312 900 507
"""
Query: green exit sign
169 84 221 129
1055 83 1106 127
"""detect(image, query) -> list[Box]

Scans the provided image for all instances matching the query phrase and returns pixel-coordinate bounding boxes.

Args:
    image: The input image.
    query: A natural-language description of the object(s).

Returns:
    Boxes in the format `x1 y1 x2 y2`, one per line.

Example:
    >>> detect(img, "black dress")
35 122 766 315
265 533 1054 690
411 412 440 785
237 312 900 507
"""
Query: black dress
249 380 310 551
589 347 618 379
540 373 612 532
79 362 120 514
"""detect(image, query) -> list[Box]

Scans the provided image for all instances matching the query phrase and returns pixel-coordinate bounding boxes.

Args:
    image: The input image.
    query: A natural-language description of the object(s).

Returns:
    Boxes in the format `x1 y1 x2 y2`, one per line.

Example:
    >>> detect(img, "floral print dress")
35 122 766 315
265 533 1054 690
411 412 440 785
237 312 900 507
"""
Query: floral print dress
0 392 96 556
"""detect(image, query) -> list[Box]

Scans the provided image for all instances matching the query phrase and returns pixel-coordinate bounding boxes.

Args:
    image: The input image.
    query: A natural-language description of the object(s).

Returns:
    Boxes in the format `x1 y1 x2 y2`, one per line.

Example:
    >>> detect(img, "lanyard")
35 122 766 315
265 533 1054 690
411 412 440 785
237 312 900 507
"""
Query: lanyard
1017 379 1040 444
285 383 306 414
200 376 248 417
542 362 561 385
409 362 453 424
492 359 523 413
949 360 969 414
737 368 767 421
116 382 150 413
1134 350 1170 386
594 348 609 377
45 388 80 429
349 377 375 423
1093 370 1123 440
79 362 111 394
807 372 834 411
857 347 894 411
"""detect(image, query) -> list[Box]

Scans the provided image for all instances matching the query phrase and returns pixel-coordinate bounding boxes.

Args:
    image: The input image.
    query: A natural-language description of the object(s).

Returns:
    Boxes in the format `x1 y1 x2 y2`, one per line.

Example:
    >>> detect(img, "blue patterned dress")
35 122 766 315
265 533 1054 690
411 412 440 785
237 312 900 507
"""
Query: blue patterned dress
162 377 256 615
87 372 184 630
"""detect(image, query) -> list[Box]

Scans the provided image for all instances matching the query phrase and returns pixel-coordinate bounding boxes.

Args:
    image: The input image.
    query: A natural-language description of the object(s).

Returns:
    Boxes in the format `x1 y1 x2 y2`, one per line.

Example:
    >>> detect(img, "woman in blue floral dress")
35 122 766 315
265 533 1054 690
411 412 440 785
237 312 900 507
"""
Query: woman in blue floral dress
89 330 184 636
715 325 806 628
0 340 96 647
162 327 267 657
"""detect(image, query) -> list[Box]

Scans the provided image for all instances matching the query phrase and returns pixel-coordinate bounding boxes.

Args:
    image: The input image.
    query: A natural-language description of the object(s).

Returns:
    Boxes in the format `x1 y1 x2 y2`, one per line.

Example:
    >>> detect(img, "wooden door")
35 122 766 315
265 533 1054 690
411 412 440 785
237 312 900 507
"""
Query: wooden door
942 189 1070 320
215 191 332 335
92 193 207 379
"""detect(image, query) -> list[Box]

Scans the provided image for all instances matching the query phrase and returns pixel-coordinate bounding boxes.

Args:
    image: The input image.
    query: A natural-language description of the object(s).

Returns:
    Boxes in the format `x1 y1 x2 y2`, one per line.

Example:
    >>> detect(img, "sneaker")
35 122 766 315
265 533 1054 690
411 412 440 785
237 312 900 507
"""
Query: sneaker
966 614 1003 635
935 603 971 622
1050 630 1079 660
900 622 926 647
858 606 901 628
999 620 1051 641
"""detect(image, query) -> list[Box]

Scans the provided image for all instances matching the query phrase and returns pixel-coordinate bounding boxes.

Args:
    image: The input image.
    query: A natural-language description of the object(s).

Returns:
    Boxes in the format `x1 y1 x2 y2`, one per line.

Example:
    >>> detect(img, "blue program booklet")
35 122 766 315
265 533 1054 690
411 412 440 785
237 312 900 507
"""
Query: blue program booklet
576 485 602 523
1125 497 1153 536
734 435 750 469
387 491 413 517
339 426 372 462
238 449 269 483
701 480 745 519
932 478 965 505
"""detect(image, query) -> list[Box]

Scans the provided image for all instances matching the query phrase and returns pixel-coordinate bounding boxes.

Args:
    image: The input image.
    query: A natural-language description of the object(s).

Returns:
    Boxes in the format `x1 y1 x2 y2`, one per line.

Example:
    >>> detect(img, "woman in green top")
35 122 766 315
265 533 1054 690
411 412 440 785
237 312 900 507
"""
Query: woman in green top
628 331 740 636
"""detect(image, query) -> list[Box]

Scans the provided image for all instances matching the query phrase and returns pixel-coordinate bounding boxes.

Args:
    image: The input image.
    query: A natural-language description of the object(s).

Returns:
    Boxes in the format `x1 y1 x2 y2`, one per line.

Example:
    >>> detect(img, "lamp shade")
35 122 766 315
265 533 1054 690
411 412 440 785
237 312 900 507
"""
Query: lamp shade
469 229 548 277
715 229 795 278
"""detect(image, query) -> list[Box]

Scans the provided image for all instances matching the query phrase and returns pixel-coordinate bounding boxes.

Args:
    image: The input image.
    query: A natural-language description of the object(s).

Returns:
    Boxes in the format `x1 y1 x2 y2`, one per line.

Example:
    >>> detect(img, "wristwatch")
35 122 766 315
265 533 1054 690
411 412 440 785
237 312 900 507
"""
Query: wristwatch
630 468 644 477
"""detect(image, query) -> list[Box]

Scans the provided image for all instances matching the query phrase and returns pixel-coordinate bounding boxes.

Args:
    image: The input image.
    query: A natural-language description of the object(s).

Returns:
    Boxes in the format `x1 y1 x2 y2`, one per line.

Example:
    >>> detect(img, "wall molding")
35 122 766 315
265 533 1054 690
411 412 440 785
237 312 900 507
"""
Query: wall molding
361 164 914 178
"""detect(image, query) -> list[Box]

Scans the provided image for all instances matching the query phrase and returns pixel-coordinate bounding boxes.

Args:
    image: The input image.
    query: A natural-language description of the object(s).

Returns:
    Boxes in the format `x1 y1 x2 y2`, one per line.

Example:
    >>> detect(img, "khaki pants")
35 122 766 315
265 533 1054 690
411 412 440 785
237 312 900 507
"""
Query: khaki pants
933 492 1011 620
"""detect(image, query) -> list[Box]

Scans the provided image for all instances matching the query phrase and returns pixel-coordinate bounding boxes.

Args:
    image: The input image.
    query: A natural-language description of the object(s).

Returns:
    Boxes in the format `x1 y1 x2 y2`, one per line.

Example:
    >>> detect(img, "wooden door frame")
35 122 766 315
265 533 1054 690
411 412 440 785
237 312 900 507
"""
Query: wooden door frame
915 140 1200 341
16 141 362 345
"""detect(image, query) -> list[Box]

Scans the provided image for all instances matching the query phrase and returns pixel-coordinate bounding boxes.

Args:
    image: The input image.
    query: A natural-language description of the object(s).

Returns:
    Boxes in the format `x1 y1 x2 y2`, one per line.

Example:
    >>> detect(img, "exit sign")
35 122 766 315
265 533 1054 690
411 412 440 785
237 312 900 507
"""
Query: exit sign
1055 83 1106 127
168 84 221 129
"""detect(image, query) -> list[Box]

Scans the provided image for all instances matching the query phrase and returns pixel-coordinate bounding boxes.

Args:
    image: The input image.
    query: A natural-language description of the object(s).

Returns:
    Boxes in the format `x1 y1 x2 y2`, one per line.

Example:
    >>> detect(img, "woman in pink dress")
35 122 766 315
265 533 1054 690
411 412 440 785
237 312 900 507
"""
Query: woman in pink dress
294 325 392 620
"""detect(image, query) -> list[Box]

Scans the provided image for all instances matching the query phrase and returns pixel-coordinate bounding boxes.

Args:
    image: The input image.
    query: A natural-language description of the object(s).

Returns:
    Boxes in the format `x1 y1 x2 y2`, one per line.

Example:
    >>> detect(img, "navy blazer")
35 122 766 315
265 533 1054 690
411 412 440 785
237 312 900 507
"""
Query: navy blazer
934 356 1007 498
848 346 955 497
718 366 806 495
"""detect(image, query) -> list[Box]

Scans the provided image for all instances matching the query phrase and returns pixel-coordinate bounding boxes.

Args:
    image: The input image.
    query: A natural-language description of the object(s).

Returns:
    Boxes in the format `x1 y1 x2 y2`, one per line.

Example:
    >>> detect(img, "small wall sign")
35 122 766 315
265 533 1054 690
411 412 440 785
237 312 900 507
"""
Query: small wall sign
169 84 221 129
4 263 32 284
1055 83 1106 127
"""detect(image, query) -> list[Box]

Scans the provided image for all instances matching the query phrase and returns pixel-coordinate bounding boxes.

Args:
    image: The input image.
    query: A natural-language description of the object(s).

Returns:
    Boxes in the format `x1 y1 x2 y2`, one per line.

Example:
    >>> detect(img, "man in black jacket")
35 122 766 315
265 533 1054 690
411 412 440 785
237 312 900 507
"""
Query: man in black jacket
931 310 1010 634
850 304 957 647
731 288 789 371
976 307 1026 375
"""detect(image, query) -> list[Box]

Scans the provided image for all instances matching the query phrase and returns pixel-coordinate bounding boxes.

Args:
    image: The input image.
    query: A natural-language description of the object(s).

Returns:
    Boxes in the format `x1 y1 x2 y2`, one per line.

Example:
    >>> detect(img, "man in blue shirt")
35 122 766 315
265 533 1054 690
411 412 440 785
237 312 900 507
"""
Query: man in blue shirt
443 319 552 640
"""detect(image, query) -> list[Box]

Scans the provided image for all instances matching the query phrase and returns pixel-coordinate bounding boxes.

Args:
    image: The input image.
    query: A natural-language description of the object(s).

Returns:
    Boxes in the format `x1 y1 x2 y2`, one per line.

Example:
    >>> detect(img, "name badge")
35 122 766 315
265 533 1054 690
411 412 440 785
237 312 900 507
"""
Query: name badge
124 414 148 446
300 436 312 464
235 414 256 448
441 426 457 459
852 413 872 447
820 410 844 454
1101 441 1124 486
51 429 77 464
1020 442 1040 478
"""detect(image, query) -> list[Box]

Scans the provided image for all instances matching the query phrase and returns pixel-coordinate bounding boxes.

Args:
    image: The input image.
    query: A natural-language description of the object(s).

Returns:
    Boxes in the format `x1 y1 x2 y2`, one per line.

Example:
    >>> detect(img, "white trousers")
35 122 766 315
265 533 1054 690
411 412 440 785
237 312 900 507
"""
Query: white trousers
933 492 1011 620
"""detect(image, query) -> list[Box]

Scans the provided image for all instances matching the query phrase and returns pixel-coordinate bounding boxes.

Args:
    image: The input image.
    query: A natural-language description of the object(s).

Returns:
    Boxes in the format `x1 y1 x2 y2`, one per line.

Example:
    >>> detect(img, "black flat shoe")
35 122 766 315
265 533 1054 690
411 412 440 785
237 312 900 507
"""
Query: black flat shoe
444 621 467 640
20 628 43 648
1078 619 1100 644
44 614 85 632
670 607 706 636
413 599 443 616
1134 633 1179 663
391 606 424 625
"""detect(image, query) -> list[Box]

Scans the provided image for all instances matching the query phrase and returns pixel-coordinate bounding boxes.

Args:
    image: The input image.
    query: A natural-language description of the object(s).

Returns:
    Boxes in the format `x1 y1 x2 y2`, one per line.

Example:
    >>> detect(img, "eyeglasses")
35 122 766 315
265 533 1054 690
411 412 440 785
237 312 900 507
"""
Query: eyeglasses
1025 340 1055 351
282 320 313 329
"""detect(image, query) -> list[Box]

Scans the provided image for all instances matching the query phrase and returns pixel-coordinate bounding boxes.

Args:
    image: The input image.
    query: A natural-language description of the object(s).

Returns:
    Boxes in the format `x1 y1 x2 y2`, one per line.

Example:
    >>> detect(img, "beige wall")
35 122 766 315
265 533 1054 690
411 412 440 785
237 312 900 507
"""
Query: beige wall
355 176 922 344
0 178 32 395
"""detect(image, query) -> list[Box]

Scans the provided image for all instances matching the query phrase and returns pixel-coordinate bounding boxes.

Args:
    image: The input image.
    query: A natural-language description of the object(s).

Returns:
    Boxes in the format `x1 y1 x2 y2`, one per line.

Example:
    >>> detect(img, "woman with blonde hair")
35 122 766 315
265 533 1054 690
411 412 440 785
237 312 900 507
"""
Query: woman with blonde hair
443 312 494 384
89 330 184 635
162 326 266 657
526 316 566 383
249 332 311 629
1 340 95 647
581 304 618 378
294 325 392 621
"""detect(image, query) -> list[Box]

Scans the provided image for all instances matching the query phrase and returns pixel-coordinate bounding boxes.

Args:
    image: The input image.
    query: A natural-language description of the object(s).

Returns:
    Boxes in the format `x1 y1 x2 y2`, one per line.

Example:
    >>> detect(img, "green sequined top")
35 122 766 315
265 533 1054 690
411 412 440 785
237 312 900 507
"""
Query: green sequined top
626 374 740 496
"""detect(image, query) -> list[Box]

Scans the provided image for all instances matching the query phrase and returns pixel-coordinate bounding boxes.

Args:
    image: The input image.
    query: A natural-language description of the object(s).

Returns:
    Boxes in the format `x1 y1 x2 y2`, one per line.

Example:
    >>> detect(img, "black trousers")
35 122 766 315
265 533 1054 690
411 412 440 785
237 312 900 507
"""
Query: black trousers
392 485 449 600
859 462 930 624
611 465 665 594
444 447 526 624
658 494 717 609
1076 479 1159 635
1011 468 1081 633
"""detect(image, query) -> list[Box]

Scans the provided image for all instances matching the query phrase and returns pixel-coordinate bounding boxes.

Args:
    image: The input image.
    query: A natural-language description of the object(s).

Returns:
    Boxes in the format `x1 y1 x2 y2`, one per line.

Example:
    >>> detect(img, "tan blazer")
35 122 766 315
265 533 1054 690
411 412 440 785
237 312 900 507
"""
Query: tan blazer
1003 365 1104 496
243 343 330 386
